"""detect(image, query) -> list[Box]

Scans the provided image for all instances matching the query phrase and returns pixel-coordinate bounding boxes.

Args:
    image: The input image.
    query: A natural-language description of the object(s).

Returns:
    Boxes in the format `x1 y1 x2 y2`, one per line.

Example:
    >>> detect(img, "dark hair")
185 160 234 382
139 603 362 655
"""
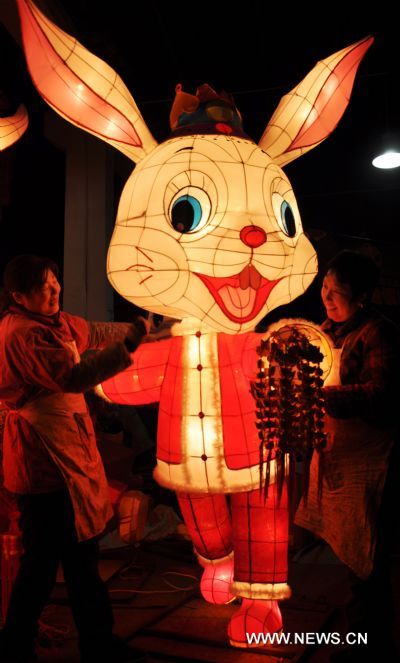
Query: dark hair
0 255 59 314
325 251 380 304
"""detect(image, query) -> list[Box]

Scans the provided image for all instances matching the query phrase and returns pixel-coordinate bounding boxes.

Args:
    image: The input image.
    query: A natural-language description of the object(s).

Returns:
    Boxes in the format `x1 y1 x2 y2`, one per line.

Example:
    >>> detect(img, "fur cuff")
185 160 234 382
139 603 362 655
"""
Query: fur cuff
231 580 291 600
196 550 234 568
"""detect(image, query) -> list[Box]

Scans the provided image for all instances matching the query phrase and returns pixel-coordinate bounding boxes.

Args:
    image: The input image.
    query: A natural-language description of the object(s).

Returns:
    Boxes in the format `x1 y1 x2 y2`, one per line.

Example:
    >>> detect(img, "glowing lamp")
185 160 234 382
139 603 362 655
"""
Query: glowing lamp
200 558 235 605
228 599 283 648
16 0 372 647
372 131 400 169
0 105 28 152
118 491 150 545
372 150 400 169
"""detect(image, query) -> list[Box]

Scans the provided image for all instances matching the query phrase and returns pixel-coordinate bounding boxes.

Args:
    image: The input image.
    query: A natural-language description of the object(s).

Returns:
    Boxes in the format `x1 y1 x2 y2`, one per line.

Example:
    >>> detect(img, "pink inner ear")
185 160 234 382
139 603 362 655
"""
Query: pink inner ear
18 0 142 148
289 37 373 151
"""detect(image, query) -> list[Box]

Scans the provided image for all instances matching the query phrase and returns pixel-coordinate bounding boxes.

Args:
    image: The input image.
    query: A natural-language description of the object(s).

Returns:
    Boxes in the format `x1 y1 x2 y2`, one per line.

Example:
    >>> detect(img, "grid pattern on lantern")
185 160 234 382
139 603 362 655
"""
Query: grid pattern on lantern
228 599 282 643
0 105 29 151
107 136 317 334
15 0 374 644
218 333 270 470
177 493 232 559
17 0 156 161
98 337 172 405
259 37 374 167
231 484 288 584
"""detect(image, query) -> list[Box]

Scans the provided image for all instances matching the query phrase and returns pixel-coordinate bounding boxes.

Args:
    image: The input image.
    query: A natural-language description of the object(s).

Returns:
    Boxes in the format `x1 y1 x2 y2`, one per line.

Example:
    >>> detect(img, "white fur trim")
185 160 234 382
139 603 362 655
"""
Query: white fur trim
231 581 291 600
153 459 286 494
196 550 234 568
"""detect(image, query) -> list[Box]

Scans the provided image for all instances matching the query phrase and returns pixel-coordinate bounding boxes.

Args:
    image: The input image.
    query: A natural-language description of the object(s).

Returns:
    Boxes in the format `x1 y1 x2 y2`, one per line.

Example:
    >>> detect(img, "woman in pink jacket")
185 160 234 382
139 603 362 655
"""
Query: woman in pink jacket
0 254 149 663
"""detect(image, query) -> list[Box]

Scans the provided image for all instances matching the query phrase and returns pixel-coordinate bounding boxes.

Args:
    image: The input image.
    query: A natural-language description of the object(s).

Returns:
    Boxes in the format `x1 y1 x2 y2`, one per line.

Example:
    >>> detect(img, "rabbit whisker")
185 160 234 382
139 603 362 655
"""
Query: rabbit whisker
137 246 154 262
127 264 154 271
139 275 153 285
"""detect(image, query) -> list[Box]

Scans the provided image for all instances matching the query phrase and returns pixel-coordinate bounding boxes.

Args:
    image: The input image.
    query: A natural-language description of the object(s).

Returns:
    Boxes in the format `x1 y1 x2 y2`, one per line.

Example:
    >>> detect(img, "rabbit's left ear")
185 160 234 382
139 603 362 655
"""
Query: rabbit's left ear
0 104 29 151
259 36 373 166
16 0 158 163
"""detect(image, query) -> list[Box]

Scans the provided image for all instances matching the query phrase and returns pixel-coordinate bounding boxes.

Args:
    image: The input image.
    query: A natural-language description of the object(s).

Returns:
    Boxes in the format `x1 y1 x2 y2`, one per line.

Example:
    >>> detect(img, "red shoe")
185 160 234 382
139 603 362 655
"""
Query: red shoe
228 598 282 648
200 557 235 605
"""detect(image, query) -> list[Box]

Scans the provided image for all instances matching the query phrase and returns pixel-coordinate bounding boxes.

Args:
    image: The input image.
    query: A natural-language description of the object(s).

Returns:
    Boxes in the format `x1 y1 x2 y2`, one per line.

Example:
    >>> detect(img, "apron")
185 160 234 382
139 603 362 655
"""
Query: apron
10 392 112 541
295 349 395 579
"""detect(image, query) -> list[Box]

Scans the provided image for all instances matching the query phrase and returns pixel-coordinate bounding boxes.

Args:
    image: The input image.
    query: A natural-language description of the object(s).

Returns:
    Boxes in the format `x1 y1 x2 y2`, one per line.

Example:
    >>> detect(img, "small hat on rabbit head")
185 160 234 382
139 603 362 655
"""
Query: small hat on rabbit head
169 83 251 140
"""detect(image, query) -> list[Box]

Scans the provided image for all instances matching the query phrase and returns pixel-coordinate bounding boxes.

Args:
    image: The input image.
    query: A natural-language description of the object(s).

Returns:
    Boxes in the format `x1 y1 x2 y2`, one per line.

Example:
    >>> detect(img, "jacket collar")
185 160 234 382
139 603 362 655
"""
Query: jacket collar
321 306 372 344
7 303 62 327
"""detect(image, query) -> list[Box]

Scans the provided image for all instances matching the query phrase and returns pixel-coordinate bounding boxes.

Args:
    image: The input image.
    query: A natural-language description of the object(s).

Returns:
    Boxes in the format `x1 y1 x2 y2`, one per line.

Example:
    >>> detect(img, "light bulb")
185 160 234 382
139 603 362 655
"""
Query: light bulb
372 150 400 169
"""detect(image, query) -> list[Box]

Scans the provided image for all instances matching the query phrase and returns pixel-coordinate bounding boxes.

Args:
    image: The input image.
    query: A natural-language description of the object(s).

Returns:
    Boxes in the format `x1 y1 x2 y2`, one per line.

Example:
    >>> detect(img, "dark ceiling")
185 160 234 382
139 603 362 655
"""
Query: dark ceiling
1 0 400 259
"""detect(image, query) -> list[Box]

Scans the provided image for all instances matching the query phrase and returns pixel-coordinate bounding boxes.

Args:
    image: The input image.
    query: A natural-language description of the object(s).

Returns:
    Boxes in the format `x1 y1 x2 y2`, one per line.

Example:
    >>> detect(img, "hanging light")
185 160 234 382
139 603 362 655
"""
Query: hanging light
372 149 400 169
372 77 400 169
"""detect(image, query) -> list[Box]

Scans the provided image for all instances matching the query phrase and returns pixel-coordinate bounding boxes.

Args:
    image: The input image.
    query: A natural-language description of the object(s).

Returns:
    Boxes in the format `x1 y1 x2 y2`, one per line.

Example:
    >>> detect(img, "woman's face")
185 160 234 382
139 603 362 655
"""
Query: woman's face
13 270 61 316
321 271 362 323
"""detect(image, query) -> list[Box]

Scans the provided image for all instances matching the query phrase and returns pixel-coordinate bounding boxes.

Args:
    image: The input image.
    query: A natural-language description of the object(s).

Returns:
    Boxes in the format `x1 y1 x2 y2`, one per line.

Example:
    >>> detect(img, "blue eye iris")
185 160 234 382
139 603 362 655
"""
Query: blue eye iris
171 195 202 233
280 201 296 237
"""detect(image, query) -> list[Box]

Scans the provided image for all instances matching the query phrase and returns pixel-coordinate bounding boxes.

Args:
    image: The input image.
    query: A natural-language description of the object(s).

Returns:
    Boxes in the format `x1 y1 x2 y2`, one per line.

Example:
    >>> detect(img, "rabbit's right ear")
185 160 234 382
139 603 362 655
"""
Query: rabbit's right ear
16 0 158 163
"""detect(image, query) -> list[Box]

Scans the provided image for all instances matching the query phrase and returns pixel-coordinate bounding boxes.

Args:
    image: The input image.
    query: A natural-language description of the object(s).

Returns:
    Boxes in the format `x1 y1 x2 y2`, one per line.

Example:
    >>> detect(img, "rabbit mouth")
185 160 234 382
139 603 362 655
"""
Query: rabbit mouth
196 265 281 323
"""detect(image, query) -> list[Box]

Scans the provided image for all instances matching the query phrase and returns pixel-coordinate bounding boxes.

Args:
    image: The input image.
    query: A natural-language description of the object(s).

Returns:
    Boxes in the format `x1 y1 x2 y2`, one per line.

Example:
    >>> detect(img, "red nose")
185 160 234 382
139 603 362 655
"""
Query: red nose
240 225 267 248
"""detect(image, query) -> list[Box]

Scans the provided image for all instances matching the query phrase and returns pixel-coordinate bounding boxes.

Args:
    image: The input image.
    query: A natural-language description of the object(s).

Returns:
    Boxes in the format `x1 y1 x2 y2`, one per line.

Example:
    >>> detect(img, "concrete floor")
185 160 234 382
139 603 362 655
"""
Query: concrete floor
3 534 397 663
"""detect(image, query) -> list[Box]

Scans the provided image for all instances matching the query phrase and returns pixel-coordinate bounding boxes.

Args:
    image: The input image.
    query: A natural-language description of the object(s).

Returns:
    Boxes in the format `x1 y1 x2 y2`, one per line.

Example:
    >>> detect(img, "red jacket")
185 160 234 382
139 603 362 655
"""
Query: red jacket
0 306 131 539
100 328 263 493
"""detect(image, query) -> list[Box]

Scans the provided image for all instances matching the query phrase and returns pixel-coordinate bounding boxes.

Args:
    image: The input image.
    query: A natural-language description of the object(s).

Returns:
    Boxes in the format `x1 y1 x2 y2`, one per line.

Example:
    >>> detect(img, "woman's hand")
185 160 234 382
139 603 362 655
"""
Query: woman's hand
123 316 150 352
144 315 180 342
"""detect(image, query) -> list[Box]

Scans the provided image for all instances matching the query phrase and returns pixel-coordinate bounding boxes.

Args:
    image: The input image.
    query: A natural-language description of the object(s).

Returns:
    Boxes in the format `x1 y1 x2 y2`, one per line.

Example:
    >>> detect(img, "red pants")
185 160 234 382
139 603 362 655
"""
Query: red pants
178 483 288 585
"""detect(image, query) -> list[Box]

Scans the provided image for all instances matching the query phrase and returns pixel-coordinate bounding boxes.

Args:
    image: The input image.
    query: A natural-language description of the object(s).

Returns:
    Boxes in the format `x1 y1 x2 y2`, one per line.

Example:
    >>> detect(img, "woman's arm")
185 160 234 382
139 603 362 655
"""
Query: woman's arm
323 318 400 420
6 321 148 396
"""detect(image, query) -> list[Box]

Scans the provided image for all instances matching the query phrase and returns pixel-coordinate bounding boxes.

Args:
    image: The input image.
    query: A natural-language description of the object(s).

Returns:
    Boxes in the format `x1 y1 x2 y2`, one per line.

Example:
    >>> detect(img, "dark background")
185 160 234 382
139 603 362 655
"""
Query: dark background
1 0 399 322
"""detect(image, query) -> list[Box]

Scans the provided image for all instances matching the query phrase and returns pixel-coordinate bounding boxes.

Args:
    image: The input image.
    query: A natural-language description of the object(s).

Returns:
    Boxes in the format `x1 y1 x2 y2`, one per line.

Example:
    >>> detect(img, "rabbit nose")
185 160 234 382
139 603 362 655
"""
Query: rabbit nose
240 225 267 248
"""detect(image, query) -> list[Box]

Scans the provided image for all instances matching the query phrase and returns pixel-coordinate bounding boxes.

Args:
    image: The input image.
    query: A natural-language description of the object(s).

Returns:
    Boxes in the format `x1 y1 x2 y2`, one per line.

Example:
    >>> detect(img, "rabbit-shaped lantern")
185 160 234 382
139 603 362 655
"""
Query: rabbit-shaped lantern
16 0 372 647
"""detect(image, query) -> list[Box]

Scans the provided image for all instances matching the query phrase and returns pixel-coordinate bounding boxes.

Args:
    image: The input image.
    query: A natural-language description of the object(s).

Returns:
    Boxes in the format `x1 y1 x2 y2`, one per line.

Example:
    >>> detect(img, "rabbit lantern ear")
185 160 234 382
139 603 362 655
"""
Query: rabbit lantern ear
260 37 373 166
16 0 158 163
0 104 29 151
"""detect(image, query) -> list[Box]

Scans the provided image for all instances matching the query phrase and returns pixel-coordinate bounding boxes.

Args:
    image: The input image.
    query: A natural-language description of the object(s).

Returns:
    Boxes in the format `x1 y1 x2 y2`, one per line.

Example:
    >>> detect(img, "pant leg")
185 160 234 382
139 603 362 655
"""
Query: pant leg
58 490 114 654
346 448 398 650
2 491 63 654
177 492 232 560
230 482 290 598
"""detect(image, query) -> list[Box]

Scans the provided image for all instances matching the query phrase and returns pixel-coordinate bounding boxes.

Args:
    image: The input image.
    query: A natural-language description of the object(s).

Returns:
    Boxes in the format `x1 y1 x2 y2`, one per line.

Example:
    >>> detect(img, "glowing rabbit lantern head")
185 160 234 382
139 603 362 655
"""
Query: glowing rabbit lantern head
16 0 373 333
0 104 28 152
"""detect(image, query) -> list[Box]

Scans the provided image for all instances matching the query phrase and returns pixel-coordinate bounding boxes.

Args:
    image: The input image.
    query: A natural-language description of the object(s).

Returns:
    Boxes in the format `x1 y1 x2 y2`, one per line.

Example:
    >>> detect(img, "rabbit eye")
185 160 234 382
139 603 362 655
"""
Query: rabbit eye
270 182 301 242
279 201 296 237
169 187 212 234
171 195 202 233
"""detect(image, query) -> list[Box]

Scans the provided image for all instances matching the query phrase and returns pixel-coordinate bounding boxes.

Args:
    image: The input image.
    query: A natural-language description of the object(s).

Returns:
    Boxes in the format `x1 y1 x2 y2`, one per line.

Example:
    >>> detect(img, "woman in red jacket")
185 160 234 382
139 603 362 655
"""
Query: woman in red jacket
0 254 149 663
296 251 400 662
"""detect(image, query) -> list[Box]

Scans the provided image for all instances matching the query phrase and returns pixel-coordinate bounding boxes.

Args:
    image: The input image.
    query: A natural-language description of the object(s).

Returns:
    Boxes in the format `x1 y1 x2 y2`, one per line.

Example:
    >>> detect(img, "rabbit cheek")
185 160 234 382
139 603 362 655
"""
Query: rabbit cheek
107 227 190 313
288 234 318 299
262 234 317 312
